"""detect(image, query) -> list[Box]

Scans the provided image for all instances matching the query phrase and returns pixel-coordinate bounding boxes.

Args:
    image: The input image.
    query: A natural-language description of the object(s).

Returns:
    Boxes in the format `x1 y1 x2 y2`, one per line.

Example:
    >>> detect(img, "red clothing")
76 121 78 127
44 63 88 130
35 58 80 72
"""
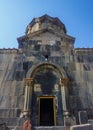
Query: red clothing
23 120 31 130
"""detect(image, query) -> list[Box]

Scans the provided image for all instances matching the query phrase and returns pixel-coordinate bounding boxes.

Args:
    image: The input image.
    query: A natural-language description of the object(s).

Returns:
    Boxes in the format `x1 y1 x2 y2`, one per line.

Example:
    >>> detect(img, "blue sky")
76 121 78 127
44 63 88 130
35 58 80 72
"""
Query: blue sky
0 0 93 48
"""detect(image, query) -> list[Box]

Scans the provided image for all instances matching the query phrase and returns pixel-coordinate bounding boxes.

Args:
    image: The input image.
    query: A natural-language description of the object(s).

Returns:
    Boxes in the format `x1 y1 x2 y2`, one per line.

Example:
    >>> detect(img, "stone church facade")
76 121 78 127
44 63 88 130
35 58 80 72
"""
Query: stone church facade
0 14 93 129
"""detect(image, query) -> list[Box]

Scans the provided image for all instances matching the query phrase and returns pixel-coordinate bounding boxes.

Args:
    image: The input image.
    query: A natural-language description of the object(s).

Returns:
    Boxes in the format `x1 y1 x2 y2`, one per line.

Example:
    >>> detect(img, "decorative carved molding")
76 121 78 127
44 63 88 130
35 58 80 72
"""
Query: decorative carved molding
25 78 33 86
60 77 69 86
0 49 18 54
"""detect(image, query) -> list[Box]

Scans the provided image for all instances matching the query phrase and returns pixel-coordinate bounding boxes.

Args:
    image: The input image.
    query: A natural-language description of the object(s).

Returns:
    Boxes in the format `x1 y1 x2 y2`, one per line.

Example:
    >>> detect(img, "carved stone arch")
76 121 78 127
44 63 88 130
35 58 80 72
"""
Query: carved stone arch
26 62 67 78
24 62 69 126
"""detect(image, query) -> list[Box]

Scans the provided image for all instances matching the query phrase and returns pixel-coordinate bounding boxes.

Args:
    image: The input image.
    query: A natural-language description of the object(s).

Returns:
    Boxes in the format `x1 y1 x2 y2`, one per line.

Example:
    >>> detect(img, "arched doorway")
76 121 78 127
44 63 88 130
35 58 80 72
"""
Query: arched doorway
24 63 68 126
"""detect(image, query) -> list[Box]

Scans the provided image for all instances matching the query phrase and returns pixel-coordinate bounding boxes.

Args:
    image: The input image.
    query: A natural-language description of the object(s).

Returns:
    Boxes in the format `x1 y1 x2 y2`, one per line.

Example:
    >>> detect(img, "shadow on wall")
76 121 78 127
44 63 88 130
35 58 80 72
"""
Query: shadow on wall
34 70 58 94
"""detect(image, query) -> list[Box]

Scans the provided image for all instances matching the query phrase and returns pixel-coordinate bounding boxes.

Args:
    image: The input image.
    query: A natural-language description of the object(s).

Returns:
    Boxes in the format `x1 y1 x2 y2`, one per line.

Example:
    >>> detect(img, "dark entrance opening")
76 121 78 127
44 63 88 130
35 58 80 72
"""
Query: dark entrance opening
39 97 55 126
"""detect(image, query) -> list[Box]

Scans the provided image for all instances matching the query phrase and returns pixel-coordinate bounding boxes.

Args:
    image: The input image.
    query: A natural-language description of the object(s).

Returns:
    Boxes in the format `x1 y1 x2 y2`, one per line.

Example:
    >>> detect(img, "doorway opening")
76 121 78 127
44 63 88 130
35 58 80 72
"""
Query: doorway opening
38 96 56 126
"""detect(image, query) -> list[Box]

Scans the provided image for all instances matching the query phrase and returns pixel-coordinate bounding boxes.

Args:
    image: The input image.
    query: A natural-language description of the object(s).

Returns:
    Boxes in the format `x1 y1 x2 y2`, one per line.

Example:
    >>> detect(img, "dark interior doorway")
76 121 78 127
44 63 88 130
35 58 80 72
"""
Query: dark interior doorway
39 97 55 126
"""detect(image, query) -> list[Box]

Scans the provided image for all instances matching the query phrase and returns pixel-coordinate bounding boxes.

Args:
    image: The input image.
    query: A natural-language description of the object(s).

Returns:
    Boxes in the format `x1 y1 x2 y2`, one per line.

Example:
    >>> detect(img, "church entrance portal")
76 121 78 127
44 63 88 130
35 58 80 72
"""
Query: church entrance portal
26 63 67 126
39 96 56 126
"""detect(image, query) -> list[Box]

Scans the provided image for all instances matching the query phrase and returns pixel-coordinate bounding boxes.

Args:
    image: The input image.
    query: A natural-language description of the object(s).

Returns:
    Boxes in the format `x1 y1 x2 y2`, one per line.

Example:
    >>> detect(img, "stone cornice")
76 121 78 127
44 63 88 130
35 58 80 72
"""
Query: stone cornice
0 48 23 54
75 48 93 51
17 28 75 48
24 28 75 44
75 48 93 54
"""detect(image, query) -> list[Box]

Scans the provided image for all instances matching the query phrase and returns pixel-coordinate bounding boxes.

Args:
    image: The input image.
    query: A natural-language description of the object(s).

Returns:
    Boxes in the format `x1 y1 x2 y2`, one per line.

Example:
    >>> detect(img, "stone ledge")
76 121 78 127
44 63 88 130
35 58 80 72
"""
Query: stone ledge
70 124 93 130
0 49 18 54
33 126 70 130
88 119 93 126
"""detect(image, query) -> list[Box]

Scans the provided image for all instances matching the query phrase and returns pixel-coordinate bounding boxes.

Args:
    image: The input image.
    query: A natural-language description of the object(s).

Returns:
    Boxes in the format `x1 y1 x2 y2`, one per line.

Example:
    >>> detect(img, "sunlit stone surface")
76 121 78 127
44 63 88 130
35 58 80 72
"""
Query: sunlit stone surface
0 15 93 130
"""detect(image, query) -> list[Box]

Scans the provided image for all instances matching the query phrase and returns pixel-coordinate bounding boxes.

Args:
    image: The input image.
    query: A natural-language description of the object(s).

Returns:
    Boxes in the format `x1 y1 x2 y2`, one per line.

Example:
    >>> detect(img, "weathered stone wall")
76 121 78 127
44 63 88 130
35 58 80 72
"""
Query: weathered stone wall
0 45 93 127
18 30 93 124
66 50 93 121
0 15 93 128
0 50 25 126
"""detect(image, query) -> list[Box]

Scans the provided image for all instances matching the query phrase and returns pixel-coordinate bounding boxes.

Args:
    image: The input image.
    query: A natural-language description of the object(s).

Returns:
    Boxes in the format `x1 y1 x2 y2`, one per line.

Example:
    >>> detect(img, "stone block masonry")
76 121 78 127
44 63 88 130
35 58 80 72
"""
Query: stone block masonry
70 124 93 130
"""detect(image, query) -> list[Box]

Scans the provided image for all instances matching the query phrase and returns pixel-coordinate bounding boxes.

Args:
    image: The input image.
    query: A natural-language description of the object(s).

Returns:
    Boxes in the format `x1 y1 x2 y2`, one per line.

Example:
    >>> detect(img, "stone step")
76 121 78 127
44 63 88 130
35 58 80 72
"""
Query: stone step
33 126 70 130
70 124 93 130
8 126 70 130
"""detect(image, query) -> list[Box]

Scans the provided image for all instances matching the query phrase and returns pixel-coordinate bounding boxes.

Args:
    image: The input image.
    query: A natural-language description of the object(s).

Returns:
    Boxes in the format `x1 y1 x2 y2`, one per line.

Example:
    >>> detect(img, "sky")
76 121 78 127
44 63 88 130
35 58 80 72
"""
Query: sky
0 0 93 48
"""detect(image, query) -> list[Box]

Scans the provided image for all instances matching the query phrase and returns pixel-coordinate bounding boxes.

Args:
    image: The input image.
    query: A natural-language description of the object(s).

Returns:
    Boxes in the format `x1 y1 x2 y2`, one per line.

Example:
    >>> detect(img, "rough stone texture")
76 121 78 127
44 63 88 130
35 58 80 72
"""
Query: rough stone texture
64 116 76 126
70 124 93 130
0 15 93 129
78 111 88 124
88 119 93 126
